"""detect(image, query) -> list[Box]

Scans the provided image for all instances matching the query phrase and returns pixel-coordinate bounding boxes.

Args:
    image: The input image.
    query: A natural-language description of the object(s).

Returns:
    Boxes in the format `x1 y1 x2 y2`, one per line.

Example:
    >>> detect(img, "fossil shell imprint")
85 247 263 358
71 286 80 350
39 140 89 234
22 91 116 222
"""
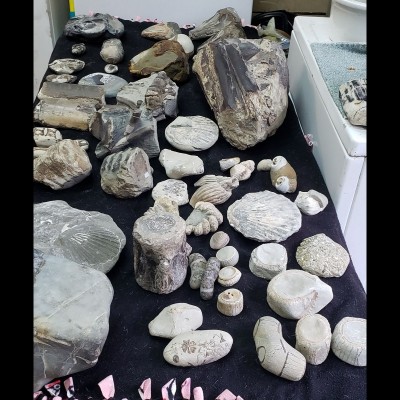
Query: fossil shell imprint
100 38 124 64
295 314 332 365
165 116 219 152
185 202 223 236
267 270 333 319
194 175 239 190
230 160 255 181
217 288 243 316
295 190 328 215
210 231 230 250
331 317 366 367
253 316 306 381
189 182 232 207
249 243 287 280
227 190 302 242
296 233 350 278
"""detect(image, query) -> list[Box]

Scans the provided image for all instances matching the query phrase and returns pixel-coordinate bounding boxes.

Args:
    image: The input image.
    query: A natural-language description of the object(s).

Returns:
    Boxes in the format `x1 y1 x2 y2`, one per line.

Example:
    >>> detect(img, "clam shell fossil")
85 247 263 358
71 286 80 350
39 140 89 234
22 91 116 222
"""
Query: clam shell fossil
295 190 328 215
249 243 287 280
165 115 219 152
331 317 366 367
266 270 333 319
229 160 255 181
194 175 239 190
296 233 350 278
295 314 332 365
219 157 240 171
253 316 306 381
189 182 232 207
209 231 230 250
227 190 302 242
185 201 223 236
217 266 241 287
216 246 239 267
217 288 243 316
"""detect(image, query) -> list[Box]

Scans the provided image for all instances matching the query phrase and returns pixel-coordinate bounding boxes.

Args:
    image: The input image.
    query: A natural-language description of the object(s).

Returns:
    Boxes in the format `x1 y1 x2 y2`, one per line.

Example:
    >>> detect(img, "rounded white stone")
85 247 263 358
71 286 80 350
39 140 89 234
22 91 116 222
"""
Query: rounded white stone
249 243 287 280
217 266 242 287
210 231 230 250
152 179 189 206
216 246 239 267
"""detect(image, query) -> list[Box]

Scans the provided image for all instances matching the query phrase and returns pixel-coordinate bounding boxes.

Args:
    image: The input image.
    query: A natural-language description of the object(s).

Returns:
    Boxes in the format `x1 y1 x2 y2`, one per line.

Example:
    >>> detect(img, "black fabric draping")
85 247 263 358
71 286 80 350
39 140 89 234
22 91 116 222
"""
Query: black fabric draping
33 19 366 400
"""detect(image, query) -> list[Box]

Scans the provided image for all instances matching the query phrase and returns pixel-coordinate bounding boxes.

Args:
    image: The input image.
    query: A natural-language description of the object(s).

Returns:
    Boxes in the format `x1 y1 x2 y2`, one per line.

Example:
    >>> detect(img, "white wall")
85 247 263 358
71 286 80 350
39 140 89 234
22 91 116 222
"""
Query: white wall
34 0 70 100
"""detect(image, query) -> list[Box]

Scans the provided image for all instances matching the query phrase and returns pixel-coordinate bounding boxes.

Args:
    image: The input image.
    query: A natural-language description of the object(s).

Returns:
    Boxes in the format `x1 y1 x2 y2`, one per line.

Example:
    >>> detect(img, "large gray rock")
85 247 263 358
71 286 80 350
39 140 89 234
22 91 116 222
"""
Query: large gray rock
34 249 114 391
34 200 126 273
193 38 288 149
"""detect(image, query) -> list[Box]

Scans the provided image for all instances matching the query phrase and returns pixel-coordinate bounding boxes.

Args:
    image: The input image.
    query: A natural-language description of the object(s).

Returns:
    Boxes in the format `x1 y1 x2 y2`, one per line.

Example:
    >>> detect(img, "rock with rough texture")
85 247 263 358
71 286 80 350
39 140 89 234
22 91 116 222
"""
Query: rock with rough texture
34 200 126 273
165 116 219 152
219 157 240 171
64 13 124 39
193 38 288 150
79 73 128 98
253 316 306 381
295 190 328 215
159 149 204 179
189 253 207 289
189 8 246 50
148 303 203 339
267 270 333 320
100 38 124 64
133 207 189 294
141 22 181 40
100 147 153 198
34 250 114 392
217 288 243 316
152 179 189 206
46 74 77 83
249 243 287 280
34 139 88 159
331 317 366 367
71 43 86 55
95 107 159 159
296 233 350 278
227 191 301 242
190 182 232 207
34 139 92 190
194 175 238 190
185 201 223 236
229 160 255 182
117 71 179 121
210 231 230 250
48 58 85 75
295 314 332 365
105 64 118 74
200 257 221 300
33 127 62 147
163 330 233 366
339 79 366 126
129 40 189 83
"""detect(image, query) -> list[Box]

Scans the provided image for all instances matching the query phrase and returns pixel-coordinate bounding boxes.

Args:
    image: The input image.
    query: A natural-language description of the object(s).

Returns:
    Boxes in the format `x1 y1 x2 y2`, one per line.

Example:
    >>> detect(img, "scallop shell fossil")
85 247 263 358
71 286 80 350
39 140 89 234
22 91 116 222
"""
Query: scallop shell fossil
185 201 223 235
194 175 239 190
189 182 232 207
209 231 230 250
230 160 255 181
261 155 297 193
295 190 328 215
227 190 302 242
219 157 240 171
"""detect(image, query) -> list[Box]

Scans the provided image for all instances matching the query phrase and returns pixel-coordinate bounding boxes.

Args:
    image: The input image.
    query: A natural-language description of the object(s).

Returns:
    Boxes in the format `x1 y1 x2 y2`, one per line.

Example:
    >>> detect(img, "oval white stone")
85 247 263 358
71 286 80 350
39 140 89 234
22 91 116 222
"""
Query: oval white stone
163 330 233 366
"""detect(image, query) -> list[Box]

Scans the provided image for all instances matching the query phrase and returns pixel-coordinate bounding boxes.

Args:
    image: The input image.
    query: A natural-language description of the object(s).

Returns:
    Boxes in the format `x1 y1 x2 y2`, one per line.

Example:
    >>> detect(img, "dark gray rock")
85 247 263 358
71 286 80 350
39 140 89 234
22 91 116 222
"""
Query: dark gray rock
71 43 86 55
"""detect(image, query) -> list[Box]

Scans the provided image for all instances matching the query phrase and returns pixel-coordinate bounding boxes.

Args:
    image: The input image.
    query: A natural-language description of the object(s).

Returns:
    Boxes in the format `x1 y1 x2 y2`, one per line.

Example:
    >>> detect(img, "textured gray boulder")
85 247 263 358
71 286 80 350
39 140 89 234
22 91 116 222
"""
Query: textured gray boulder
193 38 288 149
34 200 126 273
34 249 114 391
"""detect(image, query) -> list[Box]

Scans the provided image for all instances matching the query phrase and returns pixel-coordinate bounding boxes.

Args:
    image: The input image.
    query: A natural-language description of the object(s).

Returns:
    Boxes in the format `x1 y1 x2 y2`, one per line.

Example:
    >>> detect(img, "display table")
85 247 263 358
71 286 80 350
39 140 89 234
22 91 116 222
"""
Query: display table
33 18 366 400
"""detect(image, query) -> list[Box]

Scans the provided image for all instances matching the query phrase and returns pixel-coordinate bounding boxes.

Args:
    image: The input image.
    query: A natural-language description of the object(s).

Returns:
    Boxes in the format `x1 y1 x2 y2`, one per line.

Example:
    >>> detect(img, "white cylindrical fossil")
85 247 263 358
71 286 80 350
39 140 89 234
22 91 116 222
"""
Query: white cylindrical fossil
253 316 306 381
217 288 243 316
331 317 366 367
295 314 332 365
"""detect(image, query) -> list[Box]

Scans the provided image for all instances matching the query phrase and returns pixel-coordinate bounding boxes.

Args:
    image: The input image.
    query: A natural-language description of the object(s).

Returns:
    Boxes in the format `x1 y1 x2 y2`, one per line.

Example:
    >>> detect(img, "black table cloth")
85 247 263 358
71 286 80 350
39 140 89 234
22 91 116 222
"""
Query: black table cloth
34 18 367 400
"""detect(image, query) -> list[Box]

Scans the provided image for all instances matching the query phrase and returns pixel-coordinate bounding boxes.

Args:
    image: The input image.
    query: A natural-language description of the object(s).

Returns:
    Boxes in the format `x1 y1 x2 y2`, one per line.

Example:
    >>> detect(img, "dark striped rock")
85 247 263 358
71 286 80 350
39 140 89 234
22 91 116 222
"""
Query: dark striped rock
100 147 153 198
64 13 124 39
141 22 181 40
193 38 288 149
34 249 114 391
129 40 189 83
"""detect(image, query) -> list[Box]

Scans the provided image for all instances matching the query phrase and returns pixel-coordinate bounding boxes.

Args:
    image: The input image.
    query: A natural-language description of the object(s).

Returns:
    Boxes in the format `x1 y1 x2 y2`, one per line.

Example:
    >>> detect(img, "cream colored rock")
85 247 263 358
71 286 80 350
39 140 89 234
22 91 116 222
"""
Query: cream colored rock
219 157 240 171
295 314 332 365
189 253 207 289
331 317 366 367
229 160 255 181
267 270 333 319
295 190 328 215
216 246 239 267
152 179 189 206
148 303 203 339
159 149 204 179
210 231 230 250
163 330 233 366
34 139 89 159
217 288 243 316
257 159 273 171
100 38 124 64
253 316 306 381
185 202 223 236
189 182 232 207
249 243 287 280
217 266 241 287
33 127 62 147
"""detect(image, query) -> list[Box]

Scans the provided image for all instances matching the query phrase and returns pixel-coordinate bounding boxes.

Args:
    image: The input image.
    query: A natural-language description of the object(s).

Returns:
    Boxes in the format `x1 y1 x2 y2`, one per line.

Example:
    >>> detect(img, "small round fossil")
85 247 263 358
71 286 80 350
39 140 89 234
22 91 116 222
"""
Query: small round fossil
71 43 86 55
217 288 243 316
209 231 230 250
217 266 241 287
216 246 239 267
104 64 118 74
